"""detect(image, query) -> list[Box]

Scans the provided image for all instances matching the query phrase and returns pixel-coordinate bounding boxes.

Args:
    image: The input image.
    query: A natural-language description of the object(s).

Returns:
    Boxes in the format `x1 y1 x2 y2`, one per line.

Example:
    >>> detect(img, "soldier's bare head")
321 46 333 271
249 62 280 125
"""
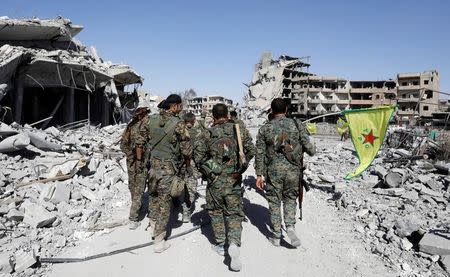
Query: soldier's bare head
229 110 238 119
183 112 196 125
212 103 228 120
271 98 288 115
165 94 183 114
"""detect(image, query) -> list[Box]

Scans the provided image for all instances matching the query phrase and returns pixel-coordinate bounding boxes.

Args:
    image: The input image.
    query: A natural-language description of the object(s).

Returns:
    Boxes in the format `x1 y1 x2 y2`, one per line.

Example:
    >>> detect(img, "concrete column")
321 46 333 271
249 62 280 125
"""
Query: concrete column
64 87 75 124
14 83 24 124
102 97 110 126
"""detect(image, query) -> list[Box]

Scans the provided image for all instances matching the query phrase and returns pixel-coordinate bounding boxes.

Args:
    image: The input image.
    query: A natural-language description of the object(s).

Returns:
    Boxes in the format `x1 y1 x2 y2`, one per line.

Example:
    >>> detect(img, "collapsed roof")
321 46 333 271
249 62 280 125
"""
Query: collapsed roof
0 16 143 106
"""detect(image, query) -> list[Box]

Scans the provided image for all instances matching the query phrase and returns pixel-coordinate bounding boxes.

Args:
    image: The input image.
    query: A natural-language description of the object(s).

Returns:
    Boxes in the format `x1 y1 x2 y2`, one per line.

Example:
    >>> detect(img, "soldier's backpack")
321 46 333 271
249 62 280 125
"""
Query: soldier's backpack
269 118 303 166
202 122 239 177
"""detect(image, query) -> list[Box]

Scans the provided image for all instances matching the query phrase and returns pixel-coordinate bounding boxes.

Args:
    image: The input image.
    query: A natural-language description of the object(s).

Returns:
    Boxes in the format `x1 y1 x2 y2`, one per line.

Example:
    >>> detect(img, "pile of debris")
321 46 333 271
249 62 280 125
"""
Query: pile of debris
0 16 143 126
0 122 130 275
305 133 450 276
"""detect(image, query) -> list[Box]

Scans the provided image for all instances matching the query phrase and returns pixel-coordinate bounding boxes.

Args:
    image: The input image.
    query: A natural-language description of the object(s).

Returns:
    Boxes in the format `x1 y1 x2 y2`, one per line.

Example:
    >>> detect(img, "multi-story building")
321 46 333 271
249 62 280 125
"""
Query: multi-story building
396 71 440 118
245 53 440 121
186 95 235 117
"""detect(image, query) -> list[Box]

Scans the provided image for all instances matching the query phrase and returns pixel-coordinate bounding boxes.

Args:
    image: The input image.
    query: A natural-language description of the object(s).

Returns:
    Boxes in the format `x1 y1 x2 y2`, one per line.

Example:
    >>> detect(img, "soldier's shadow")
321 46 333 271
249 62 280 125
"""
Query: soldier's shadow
191 209 215 245
243 198 272 239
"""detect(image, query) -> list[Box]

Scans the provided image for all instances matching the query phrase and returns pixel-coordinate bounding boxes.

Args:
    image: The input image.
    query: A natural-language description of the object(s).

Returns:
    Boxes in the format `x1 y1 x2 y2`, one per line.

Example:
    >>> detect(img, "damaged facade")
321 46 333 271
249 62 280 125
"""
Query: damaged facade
186 95 237 117
244 52 443 125
0 16 143 127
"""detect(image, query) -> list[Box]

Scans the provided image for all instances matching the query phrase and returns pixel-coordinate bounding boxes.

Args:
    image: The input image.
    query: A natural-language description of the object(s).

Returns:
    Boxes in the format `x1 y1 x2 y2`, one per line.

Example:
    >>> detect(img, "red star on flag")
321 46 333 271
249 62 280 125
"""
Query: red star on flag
362 130 378 146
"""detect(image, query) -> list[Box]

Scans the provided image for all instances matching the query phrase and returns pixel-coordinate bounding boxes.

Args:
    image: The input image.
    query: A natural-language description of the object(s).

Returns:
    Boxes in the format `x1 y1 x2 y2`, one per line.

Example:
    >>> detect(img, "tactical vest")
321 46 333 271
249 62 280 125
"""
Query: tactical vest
207 122 239 174
267 117 303 166
148 113 181 163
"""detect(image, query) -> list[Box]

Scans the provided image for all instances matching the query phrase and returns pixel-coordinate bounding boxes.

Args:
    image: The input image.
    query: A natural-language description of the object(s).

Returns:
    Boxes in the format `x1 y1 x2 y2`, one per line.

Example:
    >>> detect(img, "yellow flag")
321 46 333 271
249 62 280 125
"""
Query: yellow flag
344 105 395 179
336 118 349 135
305 122 317 135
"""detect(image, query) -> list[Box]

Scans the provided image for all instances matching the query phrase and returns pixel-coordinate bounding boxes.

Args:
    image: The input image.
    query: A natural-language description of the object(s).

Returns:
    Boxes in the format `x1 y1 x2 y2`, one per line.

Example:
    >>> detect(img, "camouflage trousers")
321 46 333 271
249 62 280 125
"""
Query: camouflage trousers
127 159 147 221
206 175 244 246
148 159 177 238
181 166 200 213
266 160 300 238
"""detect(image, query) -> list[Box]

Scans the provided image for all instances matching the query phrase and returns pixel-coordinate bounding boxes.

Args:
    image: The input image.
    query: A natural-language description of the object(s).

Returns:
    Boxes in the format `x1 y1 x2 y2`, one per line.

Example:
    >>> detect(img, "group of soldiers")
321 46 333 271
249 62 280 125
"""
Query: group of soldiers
120 94 316 271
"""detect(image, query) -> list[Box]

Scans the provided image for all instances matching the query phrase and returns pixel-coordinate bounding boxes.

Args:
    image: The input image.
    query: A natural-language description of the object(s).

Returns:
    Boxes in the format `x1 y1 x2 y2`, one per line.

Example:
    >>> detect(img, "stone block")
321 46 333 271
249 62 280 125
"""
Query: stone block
13 250 36 273
50 183 71 204
23 203 56 228
419 231 450 256
6 209 24 221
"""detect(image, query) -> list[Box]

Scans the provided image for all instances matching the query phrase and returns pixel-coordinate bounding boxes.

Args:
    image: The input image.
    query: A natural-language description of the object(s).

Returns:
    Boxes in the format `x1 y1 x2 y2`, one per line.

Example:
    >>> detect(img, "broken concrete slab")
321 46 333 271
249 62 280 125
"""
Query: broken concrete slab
13 250 36 273
374 188 405 196
22 202 56 228
49 182 71 204
395 216 421 237
318 174 335 183
419 231 450 256
0 133 30 153
421 187 443 198
80 188 97 202
441 255 450 274
6 209 24 222
401 190 419 201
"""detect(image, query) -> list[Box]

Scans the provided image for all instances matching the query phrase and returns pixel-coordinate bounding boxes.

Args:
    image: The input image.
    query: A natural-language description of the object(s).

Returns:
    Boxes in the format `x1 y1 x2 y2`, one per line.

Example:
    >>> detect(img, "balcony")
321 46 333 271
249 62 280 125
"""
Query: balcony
398 85 420 91
350 100 373 105
397 97 419 103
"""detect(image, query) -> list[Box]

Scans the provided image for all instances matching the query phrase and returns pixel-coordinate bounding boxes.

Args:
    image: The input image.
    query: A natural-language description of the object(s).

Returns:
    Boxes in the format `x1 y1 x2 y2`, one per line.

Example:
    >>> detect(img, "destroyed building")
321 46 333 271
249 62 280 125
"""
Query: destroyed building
244 52 442 125
186 95 237 117
0 16 143 127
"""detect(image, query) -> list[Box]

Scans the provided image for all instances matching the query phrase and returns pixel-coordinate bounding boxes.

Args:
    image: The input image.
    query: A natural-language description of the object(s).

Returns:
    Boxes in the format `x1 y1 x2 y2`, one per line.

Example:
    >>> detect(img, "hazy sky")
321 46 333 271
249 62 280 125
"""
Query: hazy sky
3 0 450 102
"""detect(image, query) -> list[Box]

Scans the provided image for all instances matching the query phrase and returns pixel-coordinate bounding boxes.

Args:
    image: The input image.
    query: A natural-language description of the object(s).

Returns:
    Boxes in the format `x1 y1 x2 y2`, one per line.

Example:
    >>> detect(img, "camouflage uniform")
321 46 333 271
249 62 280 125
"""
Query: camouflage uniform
194 119 256 246
255 115 315 239
181 120 208 214
146 110 192 238
120 114 150 222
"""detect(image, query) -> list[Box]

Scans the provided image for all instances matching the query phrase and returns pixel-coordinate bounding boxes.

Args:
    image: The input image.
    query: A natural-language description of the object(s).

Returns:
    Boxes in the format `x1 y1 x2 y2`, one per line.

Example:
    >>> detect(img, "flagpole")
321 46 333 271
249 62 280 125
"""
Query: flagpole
303 111 342 123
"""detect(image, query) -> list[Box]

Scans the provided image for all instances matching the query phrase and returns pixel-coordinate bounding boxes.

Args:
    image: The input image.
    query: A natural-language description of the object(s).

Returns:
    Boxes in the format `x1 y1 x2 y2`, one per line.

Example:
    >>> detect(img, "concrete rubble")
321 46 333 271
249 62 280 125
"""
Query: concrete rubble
0 121 129 276
305 126 450 276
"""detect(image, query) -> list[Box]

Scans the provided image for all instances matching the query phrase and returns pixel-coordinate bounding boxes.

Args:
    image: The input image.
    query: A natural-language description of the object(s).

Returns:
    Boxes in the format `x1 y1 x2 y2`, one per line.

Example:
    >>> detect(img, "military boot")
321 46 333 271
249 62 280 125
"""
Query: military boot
153 233 170 253
129 220 140 230
269 237 280 247
182 204 191 223
211 243 225 256
228 243 242 272
286 226 301 247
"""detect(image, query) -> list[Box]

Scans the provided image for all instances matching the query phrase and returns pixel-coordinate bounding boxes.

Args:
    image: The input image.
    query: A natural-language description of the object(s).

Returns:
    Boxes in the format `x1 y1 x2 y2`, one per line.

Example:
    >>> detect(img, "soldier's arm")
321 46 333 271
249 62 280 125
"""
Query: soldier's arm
242 126 256 162
134 117 150 160
297 120 316 156
175 120 192 160
254 125 267 176
193 129 210 166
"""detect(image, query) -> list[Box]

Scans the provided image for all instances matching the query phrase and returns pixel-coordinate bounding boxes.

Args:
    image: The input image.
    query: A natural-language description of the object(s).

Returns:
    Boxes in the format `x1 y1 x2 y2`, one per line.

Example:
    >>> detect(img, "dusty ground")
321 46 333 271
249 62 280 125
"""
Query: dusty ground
46 134 396 277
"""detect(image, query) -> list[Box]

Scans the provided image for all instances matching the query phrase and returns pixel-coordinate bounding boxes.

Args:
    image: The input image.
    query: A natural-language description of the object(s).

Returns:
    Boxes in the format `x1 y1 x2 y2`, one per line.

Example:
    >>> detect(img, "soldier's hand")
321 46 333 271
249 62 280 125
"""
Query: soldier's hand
256 175 265 190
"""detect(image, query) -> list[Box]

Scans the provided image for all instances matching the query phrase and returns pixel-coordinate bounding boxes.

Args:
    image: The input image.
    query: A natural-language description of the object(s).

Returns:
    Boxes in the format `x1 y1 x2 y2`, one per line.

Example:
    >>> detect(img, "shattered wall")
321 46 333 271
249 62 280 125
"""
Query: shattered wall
0 16 143 127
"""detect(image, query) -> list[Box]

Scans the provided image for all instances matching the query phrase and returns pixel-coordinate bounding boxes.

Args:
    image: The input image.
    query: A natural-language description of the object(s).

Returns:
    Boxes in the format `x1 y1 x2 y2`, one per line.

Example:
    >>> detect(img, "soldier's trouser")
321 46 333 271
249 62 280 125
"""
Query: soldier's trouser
181 169 198 213
206 176 244 246
127 159 147 221
266 160 300 238
149 160 176 238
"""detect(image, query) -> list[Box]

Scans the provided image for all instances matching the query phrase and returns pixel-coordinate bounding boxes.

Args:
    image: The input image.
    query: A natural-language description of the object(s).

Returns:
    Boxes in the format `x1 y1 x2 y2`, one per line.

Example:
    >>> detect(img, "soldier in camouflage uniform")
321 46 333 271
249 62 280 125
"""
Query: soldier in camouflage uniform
179 112 206 222
255 98 316 247
120 107 151 230
145 94 192 253
194 103 255 272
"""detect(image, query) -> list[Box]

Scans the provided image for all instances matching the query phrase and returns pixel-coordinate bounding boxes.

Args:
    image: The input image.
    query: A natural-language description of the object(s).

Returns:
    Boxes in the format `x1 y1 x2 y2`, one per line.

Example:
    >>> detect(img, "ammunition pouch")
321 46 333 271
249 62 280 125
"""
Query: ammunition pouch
200 159 222 183
170 175 186 198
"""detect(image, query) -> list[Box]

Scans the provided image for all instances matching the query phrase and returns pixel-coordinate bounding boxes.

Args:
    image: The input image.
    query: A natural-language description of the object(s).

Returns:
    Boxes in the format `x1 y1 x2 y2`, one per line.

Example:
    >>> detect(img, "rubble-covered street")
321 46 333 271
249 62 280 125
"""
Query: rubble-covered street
0 124 449 276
